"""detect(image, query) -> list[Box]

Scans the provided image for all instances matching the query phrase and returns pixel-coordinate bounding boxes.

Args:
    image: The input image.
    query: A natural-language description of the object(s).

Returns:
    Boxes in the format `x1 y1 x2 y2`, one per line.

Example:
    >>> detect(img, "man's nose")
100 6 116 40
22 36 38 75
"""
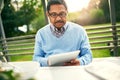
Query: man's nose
55 15 62 20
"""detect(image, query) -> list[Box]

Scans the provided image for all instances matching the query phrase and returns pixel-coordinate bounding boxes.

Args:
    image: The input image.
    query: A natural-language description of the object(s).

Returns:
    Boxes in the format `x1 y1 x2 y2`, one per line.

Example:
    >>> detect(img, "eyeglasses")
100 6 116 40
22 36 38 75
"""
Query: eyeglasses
48 12 67 18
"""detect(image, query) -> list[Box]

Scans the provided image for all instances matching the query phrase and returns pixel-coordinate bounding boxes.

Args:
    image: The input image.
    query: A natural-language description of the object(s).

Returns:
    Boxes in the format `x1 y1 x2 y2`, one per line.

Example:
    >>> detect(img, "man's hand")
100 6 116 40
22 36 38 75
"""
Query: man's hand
63 59 80 66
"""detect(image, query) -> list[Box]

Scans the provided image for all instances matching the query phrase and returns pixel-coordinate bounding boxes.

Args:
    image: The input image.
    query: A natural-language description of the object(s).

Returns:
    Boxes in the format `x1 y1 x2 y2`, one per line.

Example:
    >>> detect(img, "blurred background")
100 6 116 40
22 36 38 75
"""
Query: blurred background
0 0 120 61
1 0 120 37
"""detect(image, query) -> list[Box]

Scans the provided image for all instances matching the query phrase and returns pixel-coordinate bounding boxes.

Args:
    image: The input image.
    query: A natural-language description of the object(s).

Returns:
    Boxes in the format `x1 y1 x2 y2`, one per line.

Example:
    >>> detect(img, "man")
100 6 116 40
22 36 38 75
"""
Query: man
33 0 92 67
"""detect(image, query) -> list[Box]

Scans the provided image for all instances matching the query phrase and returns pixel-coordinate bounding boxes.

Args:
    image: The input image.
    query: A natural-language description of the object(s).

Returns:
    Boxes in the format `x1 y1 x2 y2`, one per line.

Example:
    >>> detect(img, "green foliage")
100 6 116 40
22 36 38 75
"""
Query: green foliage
1 0 18 37
70 9 105 25
30 11 46 32
15 0 40 33
16 0 37 26
0 70 20 80
98 0 110 23
30 1 46 32
90 9 104 18
69 0 120 25
89 9 105 24
98 0 120 22
1 0 44 37
0 70 35 80
115 0 120 21
1 0 120 37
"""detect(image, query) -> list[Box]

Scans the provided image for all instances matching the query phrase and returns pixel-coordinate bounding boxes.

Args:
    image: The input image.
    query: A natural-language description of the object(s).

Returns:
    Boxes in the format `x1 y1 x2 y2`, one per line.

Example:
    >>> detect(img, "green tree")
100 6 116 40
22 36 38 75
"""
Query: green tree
98 0 110 23
115 0 120 22
1 0 17 37
16 0 38 33
89 9 105 24
98 0 120 22
30 0 46 32
1 0 42 37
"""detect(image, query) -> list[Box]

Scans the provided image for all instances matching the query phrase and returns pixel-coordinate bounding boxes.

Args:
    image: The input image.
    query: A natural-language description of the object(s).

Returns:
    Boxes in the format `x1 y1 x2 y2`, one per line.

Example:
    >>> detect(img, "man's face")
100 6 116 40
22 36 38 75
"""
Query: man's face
47 4 67 29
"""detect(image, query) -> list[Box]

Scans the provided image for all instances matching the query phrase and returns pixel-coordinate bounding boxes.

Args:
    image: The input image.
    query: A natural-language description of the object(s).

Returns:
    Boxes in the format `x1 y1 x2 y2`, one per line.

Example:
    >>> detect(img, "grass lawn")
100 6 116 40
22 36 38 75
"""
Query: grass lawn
10 55 33 61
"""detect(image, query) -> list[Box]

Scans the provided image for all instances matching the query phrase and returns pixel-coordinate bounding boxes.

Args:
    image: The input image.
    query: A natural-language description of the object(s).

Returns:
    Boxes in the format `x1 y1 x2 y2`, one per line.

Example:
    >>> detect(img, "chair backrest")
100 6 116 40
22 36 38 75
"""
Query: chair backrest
0 52 7 62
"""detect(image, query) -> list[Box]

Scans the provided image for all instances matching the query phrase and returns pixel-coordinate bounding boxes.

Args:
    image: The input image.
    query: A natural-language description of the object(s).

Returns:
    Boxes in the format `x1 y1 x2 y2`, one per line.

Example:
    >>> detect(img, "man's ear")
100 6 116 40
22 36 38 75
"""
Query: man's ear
46 11 49 16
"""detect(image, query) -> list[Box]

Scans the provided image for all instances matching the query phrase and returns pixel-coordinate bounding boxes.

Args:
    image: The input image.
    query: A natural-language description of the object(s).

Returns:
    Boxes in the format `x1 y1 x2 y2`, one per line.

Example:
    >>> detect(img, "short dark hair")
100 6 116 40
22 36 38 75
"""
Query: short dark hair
47 0 67 11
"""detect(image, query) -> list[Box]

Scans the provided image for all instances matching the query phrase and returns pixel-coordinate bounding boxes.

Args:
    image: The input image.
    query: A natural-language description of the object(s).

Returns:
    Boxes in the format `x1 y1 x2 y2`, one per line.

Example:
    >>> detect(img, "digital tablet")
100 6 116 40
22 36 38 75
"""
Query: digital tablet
48 50 80 66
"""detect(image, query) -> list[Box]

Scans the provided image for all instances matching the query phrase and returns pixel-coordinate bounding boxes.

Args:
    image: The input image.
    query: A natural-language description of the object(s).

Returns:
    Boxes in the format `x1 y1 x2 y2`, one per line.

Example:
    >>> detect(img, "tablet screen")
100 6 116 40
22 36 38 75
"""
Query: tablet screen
48 50 80 66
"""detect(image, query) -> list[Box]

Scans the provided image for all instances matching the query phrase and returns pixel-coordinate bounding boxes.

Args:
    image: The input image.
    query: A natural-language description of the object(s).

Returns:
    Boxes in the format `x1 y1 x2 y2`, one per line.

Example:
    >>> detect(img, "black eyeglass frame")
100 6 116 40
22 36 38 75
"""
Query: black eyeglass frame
48 12 67 18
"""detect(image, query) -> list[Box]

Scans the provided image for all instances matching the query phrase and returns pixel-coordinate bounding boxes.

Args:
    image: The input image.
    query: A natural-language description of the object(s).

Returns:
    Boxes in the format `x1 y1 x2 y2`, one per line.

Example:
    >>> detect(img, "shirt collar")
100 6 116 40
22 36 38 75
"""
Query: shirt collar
50 22 68 31
50 22 68 38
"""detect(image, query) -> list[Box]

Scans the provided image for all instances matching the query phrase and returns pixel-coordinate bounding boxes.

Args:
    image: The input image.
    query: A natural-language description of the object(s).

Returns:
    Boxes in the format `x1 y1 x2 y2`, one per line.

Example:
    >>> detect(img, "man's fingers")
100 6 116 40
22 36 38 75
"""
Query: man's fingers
70 59 77 63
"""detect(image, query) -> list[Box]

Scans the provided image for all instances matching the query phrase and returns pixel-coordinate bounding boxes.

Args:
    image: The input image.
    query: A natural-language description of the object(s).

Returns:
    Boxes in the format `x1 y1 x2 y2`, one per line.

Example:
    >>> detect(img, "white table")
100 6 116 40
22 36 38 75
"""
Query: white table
5 57 120 80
